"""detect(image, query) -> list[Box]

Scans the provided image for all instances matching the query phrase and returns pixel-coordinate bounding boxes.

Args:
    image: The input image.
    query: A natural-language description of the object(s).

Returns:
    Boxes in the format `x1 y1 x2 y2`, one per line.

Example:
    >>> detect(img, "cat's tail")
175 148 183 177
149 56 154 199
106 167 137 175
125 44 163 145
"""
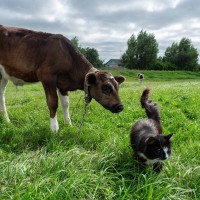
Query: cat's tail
140 88 161 123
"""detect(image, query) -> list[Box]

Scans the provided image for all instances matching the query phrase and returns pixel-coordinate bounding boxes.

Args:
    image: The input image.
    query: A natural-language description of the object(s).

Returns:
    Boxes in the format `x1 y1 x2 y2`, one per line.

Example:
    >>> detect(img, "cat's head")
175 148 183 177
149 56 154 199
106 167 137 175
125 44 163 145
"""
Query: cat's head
144 134 173 161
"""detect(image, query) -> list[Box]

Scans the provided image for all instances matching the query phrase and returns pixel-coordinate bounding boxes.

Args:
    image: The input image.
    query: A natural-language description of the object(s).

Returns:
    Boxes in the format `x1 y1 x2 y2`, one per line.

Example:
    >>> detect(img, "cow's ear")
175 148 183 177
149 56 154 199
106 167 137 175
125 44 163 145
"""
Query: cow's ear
85 72 97 85
114 75 125 85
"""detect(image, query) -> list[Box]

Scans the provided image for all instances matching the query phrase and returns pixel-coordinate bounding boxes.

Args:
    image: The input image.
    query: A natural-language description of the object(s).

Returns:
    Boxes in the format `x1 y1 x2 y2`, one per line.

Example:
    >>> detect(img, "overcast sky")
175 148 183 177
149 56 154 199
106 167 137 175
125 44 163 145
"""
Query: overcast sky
1 0 200 62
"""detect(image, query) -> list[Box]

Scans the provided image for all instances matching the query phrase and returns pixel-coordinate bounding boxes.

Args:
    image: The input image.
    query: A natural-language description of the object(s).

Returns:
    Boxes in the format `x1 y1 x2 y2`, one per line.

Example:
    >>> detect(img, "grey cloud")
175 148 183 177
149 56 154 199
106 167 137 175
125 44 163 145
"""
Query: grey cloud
0 0 46 15
0 0 199 61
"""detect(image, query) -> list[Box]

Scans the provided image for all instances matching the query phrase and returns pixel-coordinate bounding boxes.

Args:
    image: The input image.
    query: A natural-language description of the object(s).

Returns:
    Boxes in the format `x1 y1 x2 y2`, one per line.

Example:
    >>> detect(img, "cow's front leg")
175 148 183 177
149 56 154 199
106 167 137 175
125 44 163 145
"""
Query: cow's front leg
58 90 72 125
42 80 59 132
0 77 10 122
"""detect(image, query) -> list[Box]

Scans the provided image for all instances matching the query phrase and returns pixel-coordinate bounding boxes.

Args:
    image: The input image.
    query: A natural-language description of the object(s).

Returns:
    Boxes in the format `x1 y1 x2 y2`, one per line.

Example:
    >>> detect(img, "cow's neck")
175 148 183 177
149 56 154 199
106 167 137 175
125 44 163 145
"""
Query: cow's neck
86 66 98 74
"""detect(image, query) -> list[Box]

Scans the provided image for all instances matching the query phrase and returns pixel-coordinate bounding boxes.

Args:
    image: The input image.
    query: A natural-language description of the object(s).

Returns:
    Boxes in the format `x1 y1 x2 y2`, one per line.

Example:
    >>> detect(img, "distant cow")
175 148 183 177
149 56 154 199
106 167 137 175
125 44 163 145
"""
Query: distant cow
0 25 125 132
137 73 144 85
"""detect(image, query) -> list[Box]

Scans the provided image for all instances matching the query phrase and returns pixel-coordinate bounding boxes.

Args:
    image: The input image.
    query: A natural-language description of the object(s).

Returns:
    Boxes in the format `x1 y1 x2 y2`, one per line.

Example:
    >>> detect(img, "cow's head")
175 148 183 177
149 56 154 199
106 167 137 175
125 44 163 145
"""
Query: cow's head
85 71 125 113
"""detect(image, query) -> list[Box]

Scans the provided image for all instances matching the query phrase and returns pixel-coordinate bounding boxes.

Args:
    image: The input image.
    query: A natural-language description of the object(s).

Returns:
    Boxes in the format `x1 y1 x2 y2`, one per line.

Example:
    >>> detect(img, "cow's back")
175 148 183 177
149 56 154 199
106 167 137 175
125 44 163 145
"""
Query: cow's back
0 26 71 83
0 26 52 66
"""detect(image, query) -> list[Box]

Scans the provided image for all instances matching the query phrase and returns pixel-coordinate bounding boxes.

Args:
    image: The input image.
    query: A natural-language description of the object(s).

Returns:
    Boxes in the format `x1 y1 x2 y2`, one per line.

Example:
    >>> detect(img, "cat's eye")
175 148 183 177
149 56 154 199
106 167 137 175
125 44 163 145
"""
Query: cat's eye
157 148 162 152
101 84 113 94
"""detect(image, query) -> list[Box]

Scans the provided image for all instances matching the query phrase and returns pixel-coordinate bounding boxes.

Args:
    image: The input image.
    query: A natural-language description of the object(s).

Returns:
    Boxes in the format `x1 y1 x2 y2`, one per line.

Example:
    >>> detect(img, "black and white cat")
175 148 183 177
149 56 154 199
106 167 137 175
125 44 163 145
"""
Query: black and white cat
130 88 173 172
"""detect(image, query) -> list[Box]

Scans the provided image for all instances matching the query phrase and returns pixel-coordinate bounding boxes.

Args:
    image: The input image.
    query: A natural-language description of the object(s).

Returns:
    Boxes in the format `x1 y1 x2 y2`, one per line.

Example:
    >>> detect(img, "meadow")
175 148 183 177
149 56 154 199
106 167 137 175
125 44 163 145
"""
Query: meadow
0 70 199 200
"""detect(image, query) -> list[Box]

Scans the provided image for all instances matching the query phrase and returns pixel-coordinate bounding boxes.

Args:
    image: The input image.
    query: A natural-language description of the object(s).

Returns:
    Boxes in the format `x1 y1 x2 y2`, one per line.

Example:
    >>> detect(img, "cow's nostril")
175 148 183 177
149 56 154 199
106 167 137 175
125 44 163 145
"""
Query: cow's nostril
118 104 124 111
111 104 124 113
116 104 124 112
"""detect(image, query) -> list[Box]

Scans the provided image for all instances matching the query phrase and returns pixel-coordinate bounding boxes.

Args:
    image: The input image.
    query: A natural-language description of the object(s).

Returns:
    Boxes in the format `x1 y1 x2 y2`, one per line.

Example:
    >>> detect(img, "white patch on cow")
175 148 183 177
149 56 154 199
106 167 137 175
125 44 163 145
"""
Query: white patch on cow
163 147 169 159
58 91 72 125
0 64 27 86
0 77 10 122
105 73 113 79
50 116 59 132
138 152 159 165
0 64 31 123
3 30 8 36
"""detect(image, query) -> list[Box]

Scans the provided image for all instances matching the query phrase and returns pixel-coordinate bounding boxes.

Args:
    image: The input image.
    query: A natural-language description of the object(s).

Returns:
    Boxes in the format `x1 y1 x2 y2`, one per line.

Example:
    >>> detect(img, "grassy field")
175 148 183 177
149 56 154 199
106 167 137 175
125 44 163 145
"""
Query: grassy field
0 70 199 200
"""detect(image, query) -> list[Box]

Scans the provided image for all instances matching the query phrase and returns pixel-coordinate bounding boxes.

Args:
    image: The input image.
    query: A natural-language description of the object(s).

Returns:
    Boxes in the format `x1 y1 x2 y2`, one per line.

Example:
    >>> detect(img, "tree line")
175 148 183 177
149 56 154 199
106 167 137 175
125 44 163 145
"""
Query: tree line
121 30 199 71
71 31 200 71
70 36 103 68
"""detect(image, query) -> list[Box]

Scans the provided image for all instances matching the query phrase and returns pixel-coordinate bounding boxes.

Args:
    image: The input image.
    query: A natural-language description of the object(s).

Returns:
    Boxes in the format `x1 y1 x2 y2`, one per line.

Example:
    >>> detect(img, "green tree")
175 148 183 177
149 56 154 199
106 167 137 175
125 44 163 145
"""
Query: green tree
84 47 103 67
163 42 179 70
70 37 103 67
178 38 199 70
121 30 159 70
121 34 137 69
136 30 158 70
163 38 199 71
70 36 79 48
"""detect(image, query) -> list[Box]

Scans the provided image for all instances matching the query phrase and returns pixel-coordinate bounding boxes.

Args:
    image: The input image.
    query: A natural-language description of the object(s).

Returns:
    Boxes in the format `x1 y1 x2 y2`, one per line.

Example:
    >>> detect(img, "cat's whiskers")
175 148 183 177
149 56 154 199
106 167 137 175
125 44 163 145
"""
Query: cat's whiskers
138 152 161 165
163 147 169 159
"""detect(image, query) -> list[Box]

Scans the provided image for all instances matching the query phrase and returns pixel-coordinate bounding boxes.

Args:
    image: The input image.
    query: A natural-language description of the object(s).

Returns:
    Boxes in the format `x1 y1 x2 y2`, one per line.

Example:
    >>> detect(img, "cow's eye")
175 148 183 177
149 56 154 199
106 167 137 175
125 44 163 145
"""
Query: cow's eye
101 85 113 94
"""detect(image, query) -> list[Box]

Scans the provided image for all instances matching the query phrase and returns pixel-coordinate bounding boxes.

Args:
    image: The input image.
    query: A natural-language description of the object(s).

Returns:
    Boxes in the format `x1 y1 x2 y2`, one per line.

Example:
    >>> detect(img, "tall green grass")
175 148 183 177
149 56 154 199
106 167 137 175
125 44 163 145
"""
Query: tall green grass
0 70 199 199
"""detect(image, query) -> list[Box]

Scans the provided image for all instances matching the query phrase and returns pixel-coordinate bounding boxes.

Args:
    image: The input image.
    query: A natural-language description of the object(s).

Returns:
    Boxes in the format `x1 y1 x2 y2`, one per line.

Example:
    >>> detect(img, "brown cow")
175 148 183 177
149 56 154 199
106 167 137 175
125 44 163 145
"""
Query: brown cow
0 25 125 132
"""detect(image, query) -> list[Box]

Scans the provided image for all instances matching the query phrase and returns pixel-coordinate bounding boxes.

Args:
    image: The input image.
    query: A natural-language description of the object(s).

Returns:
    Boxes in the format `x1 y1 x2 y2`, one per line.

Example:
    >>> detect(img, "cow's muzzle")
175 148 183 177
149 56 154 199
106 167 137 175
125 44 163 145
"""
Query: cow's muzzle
110 103 124 113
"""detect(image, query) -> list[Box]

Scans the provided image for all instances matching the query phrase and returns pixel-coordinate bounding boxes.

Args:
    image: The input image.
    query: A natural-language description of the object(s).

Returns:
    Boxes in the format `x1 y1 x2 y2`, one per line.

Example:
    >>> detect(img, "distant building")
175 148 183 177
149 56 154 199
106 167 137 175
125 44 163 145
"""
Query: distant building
105 59 122 68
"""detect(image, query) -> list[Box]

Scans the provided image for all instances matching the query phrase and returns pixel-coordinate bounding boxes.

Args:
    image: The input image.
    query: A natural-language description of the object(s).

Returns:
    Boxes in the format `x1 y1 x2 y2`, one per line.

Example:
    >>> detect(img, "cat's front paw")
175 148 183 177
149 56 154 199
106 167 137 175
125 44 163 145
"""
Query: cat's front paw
153 162 163 173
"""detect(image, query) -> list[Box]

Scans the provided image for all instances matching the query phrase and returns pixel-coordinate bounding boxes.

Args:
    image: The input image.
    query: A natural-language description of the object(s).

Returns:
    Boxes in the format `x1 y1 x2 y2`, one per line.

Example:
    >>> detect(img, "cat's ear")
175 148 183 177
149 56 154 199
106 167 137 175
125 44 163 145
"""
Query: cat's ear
165 133 173 141
145 137 156 145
